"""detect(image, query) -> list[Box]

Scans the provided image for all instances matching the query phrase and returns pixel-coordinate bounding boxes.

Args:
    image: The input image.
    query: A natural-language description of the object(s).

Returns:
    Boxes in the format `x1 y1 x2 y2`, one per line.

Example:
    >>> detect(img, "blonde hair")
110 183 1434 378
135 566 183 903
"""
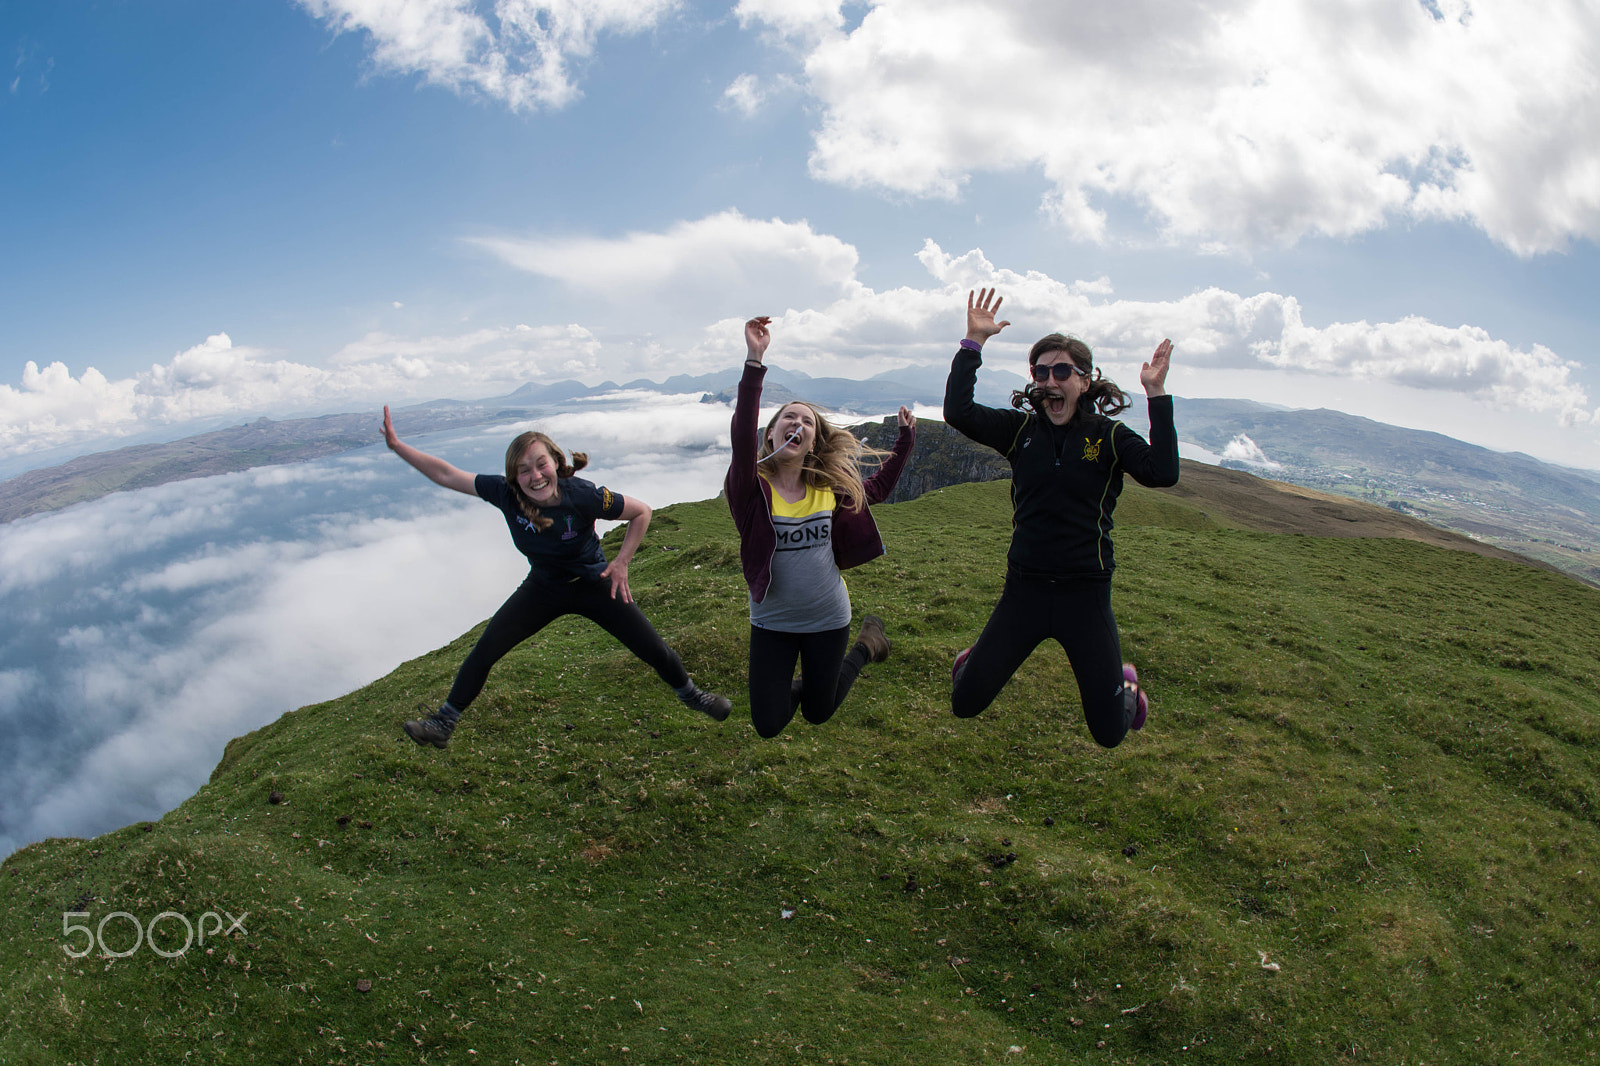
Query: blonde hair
504 431 588 531
757 402 887 514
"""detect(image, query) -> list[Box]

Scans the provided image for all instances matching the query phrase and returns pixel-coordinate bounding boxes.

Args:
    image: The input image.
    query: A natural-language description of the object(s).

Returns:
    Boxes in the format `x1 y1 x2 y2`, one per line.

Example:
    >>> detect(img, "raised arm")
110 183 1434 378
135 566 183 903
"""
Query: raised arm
725 317 771 507
1117 340 1179 488
861 406 917 505
599 495 650 602
383 406 477 495
944 289 1024 454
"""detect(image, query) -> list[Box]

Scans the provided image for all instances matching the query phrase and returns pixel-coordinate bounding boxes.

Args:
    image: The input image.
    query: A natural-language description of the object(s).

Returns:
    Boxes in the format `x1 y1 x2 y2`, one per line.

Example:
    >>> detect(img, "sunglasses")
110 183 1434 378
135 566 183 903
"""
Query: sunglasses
1030 362 1089 382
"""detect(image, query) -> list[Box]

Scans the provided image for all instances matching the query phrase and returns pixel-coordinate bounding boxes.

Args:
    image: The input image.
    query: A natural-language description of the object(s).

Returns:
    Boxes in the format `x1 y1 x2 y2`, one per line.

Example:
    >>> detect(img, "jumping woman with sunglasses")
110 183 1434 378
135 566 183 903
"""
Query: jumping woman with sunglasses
943 289 1177 746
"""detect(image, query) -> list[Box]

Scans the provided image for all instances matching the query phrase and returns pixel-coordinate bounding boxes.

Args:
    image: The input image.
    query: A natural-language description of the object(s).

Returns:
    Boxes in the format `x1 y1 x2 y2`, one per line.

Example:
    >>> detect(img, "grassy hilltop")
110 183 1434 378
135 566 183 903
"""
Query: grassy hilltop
3 478 1599 1065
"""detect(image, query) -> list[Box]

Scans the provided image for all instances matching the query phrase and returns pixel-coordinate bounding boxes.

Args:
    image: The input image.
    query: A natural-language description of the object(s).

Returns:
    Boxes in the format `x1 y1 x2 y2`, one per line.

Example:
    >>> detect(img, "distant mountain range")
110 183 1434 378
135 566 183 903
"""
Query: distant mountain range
3 366 1598 585
1166 398 1600 584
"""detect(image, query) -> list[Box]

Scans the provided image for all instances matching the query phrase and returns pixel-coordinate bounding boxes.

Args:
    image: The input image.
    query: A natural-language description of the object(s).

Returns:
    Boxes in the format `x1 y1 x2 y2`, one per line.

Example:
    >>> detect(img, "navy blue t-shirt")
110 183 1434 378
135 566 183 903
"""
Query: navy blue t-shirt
475 474 626 581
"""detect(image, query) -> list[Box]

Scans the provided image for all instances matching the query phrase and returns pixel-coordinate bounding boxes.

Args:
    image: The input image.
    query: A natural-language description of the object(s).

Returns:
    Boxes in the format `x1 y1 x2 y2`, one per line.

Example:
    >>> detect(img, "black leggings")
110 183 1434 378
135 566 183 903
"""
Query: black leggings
951 572 1135 748
748 625 870 739
446 571 689 713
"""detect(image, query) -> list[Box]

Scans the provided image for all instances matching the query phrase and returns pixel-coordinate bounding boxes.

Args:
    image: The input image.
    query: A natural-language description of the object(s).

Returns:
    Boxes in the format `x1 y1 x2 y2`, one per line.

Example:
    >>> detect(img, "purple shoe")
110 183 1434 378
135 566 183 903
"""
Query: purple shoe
953 646 973 685
1123 663 1149 730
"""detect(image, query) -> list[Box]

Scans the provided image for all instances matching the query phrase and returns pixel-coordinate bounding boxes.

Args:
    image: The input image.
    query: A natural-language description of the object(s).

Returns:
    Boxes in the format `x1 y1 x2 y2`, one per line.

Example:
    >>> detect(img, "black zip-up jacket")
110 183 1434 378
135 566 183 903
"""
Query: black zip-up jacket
943 346 1179 577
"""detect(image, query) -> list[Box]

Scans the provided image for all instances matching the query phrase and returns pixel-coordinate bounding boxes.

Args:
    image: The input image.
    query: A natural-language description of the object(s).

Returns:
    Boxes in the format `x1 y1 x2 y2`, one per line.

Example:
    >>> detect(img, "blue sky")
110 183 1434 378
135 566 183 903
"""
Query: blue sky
4 0 1599 468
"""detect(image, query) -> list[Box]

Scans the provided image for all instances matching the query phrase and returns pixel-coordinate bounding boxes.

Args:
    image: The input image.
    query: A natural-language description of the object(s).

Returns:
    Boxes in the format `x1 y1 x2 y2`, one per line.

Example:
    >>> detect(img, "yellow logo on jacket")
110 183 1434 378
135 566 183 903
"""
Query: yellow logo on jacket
1082 436 1103 462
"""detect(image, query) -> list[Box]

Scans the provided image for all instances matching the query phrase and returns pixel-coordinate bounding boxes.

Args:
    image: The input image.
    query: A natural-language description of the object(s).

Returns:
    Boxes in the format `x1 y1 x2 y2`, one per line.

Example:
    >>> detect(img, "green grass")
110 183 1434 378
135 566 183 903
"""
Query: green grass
3 480 1599 1064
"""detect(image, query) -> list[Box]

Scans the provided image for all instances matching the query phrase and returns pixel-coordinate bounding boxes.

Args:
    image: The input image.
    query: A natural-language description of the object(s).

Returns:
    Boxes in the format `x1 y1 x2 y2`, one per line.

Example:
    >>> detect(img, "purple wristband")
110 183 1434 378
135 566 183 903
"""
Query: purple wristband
959 339 983 352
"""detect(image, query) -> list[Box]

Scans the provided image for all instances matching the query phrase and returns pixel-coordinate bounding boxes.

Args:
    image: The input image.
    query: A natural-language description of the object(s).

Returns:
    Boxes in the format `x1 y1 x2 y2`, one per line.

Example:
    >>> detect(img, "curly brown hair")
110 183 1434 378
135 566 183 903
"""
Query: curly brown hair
504 431 588 531
756 402 887 514
1010 333 1131 420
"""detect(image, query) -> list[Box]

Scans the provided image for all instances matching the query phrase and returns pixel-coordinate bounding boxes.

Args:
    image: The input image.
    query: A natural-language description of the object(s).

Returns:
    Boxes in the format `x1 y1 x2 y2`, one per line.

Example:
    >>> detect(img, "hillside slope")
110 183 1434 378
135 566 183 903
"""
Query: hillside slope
3 481 1598 1065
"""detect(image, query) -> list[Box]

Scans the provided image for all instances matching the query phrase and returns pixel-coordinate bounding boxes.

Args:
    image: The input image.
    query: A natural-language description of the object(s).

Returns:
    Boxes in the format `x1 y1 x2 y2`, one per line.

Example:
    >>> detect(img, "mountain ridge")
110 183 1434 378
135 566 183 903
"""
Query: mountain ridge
3 373 1597 584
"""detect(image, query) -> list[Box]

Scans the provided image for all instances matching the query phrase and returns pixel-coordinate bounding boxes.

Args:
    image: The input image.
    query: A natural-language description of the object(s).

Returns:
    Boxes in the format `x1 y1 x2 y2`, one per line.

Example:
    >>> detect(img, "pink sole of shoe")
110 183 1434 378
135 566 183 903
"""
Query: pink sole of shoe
953 647 972 685
1123 663 1149 730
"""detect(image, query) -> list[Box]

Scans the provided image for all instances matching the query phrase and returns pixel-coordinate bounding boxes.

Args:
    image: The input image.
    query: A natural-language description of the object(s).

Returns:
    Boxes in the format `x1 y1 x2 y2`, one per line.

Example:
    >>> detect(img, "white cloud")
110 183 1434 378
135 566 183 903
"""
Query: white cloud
469 208 867 309
3 226 1590 470
720 71 800 116
16 502 525 851
298 0 679 109
0 327 608 463
1220 433 1281 469
722 72 765 115
0 410 740 856
677 239 1595 423
0 334 368 458
738 0 1600 254
735 0 844 40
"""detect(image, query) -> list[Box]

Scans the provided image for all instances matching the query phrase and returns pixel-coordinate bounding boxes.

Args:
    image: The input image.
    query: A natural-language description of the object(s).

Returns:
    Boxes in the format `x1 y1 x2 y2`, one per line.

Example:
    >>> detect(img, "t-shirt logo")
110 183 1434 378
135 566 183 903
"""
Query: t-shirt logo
1082 436 1103 462
561 515 578 540
601 487 615 512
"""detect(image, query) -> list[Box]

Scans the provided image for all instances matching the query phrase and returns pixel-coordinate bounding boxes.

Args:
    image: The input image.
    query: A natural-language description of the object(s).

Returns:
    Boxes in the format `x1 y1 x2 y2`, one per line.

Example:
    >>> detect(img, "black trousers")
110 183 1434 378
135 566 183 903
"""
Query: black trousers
748 624 870 739
951 572 1135 748
446 570 689 713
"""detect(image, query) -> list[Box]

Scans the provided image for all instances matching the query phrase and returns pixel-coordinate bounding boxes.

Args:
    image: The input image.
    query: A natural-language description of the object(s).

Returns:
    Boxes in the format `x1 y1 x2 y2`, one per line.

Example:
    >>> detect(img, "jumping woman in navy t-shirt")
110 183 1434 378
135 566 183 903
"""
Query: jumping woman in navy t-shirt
383 407 731 748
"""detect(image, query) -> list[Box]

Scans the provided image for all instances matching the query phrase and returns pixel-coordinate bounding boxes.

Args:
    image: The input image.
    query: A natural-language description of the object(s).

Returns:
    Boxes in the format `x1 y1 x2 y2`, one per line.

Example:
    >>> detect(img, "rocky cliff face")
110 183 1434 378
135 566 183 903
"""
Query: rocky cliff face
853 417 1010 504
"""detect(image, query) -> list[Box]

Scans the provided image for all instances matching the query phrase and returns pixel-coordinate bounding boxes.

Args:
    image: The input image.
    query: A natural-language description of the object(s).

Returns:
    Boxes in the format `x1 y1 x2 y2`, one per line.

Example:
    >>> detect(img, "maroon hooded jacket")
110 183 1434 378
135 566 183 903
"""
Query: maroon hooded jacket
724 361 915 604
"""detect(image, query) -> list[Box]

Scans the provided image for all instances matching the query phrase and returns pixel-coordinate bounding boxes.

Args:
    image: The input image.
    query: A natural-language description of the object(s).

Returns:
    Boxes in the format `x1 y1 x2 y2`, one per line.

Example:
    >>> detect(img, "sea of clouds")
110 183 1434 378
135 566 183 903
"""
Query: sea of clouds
0 393 754 859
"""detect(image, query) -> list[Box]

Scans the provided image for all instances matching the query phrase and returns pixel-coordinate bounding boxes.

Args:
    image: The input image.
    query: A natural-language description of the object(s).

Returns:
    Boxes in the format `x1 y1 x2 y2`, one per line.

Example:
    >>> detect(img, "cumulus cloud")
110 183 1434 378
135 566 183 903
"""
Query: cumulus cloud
0 334 359 459
468 209 867 311
674 239 1594 422
298 0 679 109
737 0 1600 254
0 327 608 463
1220 433 1282 469
4 224 1589 469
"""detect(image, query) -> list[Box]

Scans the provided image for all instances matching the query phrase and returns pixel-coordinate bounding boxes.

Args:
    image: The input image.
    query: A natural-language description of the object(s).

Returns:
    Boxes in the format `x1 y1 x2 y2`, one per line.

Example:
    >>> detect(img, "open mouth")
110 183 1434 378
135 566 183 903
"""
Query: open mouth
1043 391 1068 417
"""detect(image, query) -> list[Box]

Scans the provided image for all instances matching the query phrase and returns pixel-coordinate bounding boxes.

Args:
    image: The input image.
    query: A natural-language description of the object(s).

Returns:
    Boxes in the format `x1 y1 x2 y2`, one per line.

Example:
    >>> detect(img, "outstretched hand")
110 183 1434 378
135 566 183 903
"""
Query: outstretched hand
601 559 633 603
1141 339 1173 397
745 316 772 362
897 405 914 429
966 289 1011 345
382 405 401 450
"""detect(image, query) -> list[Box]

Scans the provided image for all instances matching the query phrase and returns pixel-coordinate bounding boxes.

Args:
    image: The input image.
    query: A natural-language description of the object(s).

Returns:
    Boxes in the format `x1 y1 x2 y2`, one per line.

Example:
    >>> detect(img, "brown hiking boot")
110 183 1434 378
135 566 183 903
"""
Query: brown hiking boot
856 615 891 663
